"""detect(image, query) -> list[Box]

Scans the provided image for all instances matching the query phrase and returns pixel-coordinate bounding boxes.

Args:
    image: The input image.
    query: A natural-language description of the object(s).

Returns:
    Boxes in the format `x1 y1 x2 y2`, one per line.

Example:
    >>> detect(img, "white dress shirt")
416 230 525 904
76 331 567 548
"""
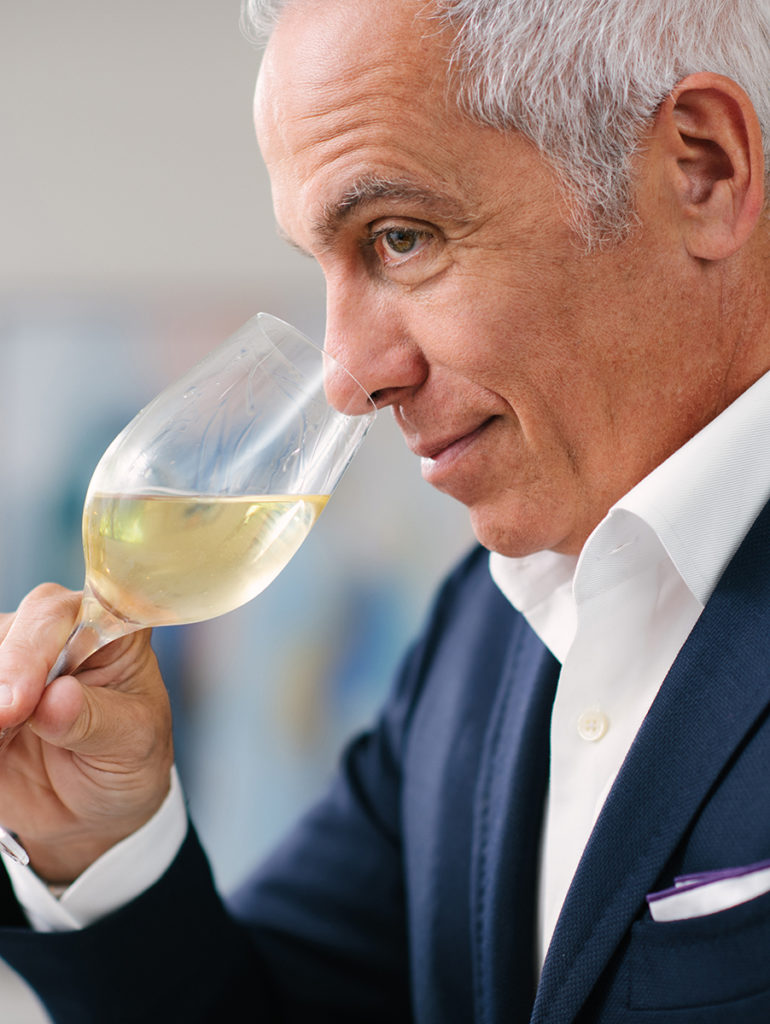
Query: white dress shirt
491 369 770 968
3 371 770 989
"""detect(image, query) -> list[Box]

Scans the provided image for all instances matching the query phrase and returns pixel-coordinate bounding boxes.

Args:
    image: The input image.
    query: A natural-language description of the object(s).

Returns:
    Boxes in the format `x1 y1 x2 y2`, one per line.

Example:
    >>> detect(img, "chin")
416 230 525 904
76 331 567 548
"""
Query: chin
468 508 542 559
467 499 579 559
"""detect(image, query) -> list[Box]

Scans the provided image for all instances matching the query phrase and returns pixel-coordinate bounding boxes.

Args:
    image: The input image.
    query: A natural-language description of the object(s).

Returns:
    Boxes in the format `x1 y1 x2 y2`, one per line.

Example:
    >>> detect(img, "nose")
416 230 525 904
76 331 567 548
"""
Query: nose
322 279 428 416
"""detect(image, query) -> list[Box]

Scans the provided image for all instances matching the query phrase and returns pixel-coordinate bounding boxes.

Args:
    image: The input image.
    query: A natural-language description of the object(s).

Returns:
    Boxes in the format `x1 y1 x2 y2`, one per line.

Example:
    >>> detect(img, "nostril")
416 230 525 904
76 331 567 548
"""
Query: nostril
369 386 407 410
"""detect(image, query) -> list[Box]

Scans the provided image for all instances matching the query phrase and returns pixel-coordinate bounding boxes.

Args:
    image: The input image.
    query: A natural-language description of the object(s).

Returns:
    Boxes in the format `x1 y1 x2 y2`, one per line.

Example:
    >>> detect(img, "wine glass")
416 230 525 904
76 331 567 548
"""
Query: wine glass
0 313 374 862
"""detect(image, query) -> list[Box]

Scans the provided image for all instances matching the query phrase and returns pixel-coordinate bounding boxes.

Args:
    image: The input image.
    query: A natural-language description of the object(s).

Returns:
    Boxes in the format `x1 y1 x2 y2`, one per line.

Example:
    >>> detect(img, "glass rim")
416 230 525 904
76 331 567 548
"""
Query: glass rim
256 311 377 422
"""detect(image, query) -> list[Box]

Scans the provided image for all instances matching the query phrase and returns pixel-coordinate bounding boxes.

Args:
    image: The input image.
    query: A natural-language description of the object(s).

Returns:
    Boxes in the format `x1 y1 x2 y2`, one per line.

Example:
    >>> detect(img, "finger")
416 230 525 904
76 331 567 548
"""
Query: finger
0 585 81 729
29 649 170 769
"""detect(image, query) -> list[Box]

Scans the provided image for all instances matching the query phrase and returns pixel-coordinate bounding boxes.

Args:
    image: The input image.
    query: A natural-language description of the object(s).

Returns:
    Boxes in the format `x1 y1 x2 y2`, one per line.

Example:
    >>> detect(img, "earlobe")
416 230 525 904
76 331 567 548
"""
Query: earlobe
658 73 765 261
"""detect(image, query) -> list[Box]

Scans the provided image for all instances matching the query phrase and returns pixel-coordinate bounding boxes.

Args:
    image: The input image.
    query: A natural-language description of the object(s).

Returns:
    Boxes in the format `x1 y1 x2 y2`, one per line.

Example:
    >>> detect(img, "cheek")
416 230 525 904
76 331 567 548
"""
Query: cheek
419 252 578 370
414 296 577 421
429 309 608 494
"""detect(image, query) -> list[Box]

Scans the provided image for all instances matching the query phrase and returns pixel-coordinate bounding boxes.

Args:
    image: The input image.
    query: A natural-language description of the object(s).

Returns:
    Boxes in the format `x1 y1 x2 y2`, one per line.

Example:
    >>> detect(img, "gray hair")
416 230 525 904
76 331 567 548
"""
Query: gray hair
242 0 770 246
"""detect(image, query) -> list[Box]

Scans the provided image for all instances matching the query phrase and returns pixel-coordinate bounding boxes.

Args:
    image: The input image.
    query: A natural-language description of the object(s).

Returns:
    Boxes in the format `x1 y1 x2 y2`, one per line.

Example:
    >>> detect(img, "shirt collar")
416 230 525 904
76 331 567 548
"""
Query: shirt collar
490 370 770 655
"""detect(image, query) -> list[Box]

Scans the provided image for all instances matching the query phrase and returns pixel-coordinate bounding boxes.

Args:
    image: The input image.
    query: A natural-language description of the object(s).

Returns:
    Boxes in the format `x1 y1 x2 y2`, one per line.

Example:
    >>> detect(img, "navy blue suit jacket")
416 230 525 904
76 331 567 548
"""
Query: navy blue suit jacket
2 498 770 1022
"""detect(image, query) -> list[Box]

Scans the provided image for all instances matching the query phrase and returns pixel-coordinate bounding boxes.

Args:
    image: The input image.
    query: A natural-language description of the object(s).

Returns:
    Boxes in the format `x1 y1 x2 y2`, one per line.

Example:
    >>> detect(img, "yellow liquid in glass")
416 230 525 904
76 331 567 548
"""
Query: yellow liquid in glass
83 491 328 626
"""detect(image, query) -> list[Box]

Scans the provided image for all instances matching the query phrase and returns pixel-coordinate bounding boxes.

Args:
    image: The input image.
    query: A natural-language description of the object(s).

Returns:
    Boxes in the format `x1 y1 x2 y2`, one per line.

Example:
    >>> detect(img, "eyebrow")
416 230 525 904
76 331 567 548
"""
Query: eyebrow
302 174 473 251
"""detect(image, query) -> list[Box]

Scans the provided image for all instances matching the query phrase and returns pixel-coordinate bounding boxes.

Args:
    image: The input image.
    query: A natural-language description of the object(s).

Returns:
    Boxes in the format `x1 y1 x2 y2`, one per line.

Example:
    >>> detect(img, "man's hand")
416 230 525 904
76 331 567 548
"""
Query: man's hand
0 584 174 884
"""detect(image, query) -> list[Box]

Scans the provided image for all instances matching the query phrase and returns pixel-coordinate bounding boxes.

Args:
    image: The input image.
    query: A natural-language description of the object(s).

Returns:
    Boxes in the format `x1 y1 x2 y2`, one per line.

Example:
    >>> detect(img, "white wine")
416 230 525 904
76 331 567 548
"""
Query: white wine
83 491 329 626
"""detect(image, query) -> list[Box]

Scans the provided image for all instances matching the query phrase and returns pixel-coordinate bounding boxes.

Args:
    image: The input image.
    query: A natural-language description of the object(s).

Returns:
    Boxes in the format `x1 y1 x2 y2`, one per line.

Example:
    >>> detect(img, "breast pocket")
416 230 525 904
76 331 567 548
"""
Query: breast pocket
626 885 770 1019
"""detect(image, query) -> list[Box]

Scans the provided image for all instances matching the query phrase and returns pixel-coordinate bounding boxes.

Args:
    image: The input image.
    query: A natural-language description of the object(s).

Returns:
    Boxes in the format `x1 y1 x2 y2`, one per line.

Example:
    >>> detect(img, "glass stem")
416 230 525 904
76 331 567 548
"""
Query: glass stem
45 583 140 684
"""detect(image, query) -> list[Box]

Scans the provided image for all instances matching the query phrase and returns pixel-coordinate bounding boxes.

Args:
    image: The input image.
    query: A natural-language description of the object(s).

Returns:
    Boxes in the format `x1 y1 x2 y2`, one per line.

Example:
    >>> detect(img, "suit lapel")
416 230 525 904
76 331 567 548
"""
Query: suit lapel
470 624 559 1024
531 499 770 1024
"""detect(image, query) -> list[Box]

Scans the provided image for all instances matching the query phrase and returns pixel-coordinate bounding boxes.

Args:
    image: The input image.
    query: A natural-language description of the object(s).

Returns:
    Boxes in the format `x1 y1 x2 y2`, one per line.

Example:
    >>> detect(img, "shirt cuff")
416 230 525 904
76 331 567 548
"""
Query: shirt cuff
1 766 188 932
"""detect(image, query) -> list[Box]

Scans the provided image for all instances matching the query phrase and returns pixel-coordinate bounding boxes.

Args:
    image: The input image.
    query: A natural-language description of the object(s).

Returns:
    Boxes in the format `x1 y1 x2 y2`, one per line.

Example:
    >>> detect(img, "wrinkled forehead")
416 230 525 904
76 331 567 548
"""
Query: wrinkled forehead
254 0 455 144
252 0 479 246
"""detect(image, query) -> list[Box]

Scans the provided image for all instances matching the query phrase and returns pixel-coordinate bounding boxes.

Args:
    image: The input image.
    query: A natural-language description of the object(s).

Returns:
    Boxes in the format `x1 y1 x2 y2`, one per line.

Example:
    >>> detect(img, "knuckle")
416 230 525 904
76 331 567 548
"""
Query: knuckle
20 583 79 619
4 586 82 666
26 582 70 601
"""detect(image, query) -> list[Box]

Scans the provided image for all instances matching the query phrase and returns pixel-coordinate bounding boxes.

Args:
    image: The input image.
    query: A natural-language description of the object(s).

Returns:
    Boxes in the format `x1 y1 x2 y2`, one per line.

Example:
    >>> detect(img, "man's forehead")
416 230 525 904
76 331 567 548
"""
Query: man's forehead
257 0 543 252
257 0 453 118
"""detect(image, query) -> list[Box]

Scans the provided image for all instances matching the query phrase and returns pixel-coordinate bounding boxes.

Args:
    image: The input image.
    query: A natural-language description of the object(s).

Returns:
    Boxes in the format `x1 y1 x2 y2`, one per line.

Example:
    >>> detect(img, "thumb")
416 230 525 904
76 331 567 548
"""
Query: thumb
28 673 159 768
27 674 92 748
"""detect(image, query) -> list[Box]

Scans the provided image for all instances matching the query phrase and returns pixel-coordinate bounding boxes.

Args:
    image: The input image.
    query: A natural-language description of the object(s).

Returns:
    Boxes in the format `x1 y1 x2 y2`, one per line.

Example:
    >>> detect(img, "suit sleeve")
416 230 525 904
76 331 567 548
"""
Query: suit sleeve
0 546 485 1024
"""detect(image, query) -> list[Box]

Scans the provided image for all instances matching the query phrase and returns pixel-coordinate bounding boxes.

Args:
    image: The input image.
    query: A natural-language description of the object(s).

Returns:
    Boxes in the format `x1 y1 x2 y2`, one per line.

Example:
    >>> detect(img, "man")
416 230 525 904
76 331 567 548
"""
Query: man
0 0 769 1020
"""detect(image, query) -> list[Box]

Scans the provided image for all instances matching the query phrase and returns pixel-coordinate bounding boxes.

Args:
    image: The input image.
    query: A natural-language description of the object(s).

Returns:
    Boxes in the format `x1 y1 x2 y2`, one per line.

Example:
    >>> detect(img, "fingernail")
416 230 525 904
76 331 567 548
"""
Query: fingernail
0 684 13 707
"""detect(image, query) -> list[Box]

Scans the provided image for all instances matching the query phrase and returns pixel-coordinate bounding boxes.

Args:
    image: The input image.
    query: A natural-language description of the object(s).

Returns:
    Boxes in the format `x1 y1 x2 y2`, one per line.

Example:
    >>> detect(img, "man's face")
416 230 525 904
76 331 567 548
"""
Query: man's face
255 0 712 556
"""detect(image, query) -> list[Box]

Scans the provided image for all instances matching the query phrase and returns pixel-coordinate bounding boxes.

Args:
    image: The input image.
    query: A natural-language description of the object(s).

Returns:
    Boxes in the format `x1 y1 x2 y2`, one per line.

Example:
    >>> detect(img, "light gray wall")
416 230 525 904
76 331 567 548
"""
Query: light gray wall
3 0 323 305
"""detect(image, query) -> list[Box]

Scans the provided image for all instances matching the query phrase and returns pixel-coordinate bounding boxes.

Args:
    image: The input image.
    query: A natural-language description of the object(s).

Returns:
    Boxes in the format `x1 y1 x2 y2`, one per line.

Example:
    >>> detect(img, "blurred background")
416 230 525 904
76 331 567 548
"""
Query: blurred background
2 2 473 1018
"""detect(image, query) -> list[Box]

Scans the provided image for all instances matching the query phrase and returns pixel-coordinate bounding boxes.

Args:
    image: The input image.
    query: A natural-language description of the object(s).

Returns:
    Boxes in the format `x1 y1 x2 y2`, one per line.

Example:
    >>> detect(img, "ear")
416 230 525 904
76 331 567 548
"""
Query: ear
654 72 765 260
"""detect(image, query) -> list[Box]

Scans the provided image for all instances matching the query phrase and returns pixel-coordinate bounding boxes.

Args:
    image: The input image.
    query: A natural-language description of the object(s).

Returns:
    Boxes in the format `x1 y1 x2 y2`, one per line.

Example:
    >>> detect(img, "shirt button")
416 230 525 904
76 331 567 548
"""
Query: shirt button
577 709 609 742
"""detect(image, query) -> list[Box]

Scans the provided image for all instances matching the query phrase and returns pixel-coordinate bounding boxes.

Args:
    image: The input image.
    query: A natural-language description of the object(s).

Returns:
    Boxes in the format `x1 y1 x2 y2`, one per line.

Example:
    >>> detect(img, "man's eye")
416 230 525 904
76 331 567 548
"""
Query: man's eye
371 225 432 263
383 228 421 254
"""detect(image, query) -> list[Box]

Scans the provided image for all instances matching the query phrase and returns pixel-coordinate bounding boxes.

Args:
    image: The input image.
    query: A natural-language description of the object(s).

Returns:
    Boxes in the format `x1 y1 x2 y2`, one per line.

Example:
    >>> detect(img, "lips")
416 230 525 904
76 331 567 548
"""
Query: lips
416 421 485 460
413 417 496 484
